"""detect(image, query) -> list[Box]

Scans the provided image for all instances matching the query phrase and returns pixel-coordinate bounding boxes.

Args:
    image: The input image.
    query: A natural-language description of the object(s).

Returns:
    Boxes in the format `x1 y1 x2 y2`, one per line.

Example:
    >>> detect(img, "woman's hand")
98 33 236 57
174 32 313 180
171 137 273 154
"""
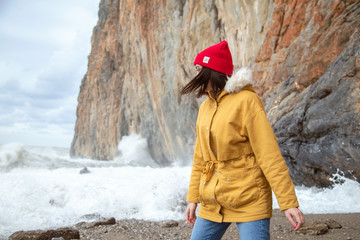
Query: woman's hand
185 202 198 226
284 207 305 231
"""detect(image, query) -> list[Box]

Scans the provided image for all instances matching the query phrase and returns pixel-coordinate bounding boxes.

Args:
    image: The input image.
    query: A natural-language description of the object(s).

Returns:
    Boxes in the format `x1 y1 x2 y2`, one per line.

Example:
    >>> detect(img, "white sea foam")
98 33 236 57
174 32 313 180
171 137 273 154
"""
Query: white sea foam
0 137 360 238
0 135 158 171
116 134 159 167
273 170 360 213
0 166 190 238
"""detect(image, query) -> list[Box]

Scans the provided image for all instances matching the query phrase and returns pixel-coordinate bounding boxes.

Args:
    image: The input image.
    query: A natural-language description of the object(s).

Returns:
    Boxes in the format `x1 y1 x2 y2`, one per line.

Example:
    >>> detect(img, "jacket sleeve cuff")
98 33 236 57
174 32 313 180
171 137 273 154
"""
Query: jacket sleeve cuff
279 201 300 211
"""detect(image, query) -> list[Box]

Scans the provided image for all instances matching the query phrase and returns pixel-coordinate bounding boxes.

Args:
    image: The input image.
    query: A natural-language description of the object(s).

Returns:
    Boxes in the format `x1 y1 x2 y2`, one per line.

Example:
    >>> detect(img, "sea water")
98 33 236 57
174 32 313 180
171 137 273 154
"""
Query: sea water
0 135 359 238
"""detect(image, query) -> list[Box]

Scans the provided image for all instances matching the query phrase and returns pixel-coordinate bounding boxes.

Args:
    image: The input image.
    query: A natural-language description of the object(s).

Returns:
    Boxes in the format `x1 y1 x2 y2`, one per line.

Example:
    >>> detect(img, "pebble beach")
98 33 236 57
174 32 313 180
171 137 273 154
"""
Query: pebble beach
77 210 360 240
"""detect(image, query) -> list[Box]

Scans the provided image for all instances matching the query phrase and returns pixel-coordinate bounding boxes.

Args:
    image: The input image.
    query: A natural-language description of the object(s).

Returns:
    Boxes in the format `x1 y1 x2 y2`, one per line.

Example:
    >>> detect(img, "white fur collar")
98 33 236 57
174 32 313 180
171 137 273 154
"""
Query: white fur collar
224 67 253 93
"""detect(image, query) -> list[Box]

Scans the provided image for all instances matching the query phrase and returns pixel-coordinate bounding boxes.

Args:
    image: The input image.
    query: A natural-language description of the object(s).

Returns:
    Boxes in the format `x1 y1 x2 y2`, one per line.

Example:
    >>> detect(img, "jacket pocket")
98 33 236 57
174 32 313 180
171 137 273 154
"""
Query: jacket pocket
198 173 216 206
253 166 271 198
218 167 260 208
198 173 207 206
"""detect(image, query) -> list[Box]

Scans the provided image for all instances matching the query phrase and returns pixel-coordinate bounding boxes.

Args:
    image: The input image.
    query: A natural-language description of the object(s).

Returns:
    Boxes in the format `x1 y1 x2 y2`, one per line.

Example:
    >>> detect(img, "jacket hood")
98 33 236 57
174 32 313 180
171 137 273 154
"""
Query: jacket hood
224 67 253 93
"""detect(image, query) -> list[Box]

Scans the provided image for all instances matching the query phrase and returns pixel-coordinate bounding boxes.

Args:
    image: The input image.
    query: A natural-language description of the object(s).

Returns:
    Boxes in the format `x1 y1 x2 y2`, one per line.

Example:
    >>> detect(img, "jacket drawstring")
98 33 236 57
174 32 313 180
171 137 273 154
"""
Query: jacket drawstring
203 160 220 183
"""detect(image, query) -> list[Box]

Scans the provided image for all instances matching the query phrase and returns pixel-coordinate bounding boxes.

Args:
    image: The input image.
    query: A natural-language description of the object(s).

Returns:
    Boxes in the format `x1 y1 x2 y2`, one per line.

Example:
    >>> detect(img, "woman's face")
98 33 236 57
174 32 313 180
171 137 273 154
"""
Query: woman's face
195 64 202 75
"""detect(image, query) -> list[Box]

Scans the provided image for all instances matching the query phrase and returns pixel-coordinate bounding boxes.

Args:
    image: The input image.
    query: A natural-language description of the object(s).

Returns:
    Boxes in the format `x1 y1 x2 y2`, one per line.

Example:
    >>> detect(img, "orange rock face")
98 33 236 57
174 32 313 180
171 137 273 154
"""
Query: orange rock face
71 0 273 163
253 0 360 187
71 0 360 187
254 0 359 94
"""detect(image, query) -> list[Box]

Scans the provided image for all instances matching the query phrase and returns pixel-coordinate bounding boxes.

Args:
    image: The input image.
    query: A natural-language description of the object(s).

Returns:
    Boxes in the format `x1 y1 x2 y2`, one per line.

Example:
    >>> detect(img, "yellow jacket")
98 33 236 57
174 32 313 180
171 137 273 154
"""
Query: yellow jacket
186 68 299 223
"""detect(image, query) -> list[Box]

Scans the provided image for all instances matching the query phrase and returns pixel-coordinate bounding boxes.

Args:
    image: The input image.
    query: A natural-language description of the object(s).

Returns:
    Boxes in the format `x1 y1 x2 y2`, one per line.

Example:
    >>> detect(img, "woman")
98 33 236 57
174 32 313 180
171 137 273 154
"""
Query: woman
181 41 305 240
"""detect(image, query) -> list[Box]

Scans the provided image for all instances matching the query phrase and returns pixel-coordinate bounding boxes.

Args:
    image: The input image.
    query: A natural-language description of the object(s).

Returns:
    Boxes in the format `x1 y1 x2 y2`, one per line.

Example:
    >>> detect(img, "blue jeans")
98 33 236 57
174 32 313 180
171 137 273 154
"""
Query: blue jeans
190 216 270 240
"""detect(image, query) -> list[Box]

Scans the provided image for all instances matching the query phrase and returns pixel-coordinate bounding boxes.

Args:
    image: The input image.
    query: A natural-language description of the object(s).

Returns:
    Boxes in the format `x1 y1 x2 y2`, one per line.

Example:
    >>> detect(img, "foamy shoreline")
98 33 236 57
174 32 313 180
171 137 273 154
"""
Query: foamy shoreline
2 144 360 239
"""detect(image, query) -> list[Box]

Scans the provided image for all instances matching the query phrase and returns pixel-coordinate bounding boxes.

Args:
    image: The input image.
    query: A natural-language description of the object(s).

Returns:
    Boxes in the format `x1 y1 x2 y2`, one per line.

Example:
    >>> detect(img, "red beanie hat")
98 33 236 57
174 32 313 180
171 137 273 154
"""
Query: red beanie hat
194 40 233 76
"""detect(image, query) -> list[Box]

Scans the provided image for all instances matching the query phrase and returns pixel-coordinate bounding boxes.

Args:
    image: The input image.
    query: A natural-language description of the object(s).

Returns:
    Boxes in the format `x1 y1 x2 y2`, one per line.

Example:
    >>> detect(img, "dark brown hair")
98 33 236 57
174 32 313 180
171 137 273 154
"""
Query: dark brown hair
180 67 228 98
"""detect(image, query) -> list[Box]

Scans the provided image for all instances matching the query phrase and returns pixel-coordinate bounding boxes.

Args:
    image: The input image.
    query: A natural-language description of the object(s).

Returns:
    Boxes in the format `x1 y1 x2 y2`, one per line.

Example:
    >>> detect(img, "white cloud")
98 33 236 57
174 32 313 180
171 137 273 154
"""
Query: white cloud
0 0 100 148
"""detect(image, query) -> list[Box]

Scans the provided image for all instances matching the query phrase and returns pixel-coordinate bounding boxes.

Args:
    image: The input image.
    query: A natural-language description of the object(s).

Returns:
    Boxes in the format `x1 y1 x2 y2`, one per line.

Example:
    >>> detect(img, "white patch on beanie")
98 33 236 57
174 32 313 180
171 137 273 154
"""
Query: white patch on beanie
203 56 210 63
224 67 253 93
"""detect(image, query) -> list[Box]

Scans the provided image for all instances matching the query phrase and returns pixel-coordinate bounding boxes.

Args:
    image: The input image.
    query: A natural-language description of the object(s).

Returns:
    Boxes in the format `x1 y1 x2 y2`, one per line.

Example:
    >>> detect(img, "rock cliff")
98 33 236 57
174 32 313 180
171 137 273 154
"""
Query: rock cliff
253 0 360 187
71 0 360 187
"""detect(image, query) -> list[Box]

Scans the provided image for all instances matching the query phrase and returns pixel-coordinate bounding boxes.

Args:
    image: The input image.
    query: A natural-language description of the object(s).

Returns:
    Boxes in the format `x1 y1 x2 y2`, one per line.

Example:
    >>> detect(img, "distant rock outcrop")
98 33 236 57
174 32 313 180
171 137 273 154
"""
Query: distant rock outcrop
71 0 360 187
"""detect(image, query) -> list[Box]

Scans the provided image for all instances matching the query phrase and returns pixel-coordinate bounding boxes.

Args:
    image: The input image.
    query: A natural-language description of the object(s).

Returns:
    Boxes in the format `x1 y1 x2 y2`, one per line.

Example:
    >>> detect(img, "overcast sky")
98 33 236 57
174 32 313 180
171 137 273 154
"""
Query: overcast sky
0 0 100 148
